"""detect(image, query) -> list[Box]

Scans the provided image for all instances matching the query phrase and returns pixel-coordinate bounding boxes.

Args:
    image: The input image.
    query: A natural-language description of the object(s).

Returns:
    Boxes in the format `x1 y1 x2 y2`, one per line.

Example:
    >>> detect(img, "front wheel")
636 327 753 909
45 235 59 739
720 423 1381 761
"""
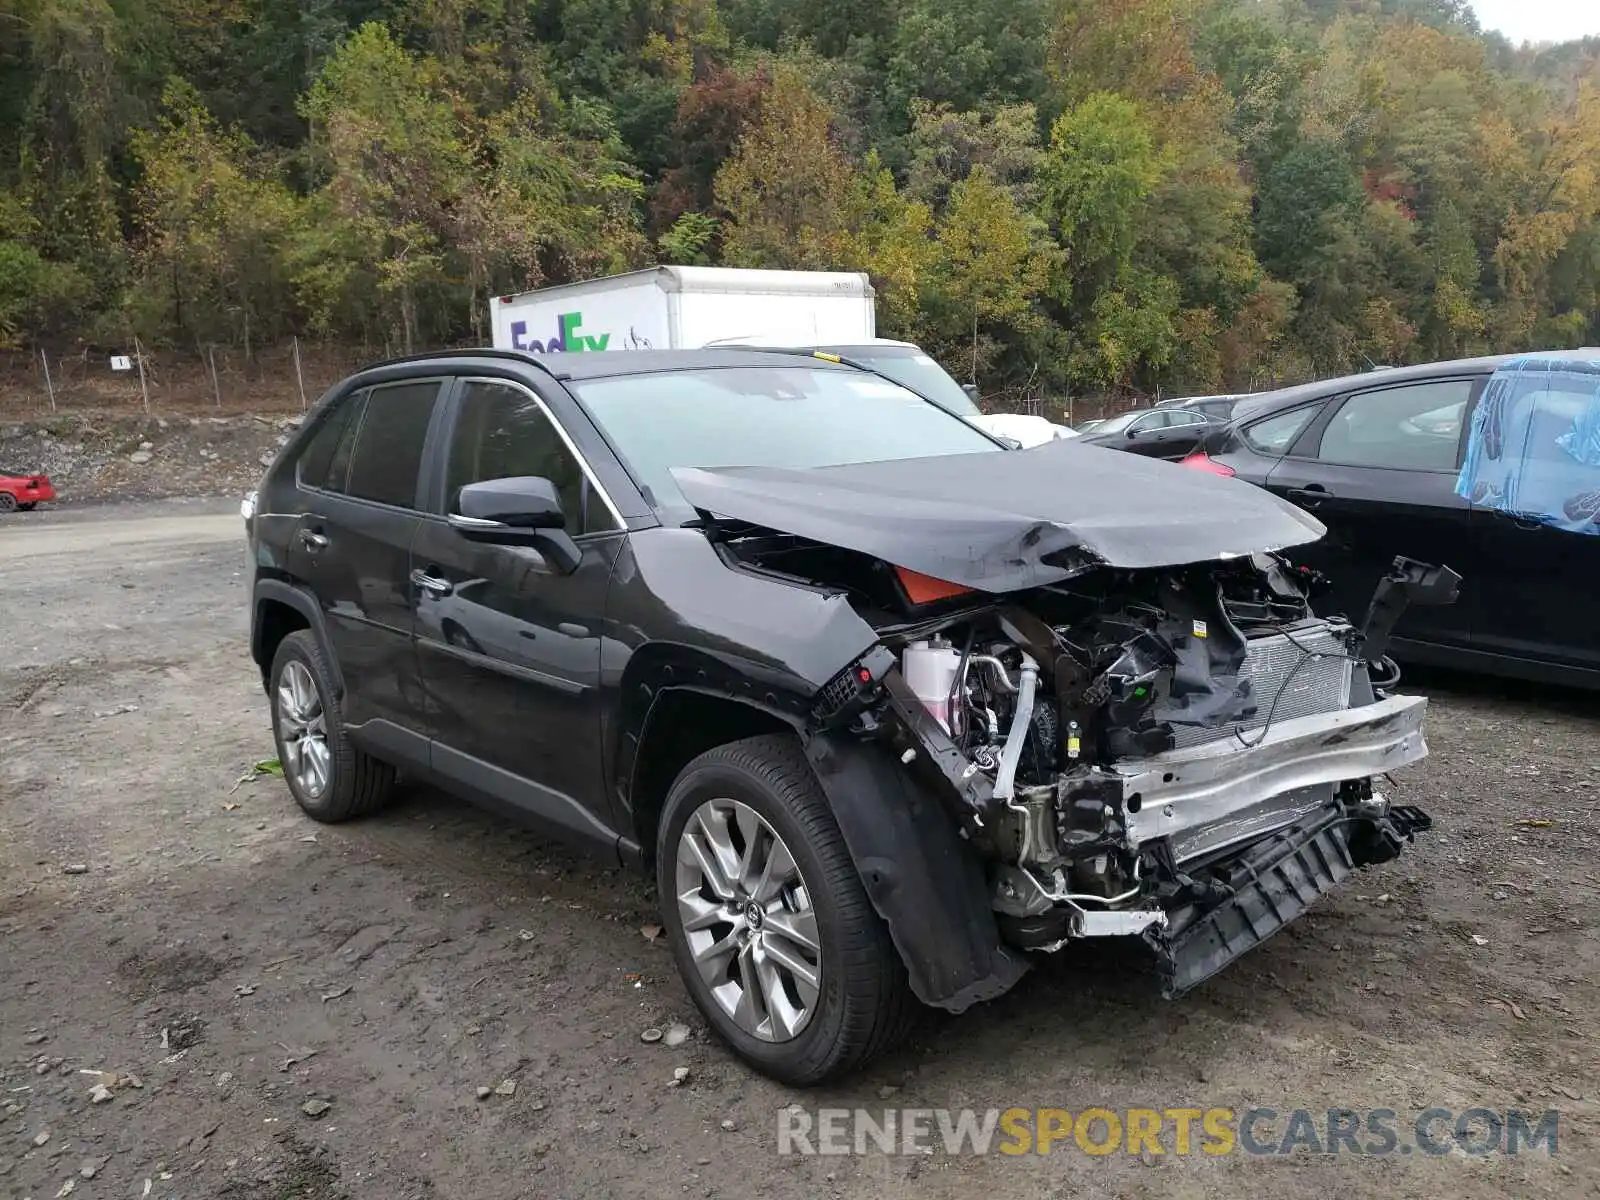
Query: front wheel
657 735 916 1085
0 493 16 513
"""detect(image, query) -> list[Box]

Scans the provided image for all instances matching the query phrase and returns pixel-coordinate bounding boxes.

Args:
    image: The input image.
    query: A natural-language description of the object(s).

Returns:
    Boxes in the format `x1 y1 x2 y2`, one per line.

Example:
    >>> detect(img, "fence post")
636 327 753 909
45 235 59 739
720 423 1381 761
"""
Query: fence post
208 344 222 409
292 335 308 410
133 336 151 414
39 349 56 414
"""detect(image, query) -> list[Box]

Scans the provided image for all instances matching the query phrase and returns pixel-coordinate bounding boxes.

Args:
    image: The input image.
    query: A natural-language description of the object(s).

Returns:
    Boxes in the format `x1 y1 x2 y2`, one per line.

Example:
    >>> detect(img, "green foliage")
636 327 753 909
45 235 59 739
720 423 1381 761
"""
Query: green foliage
0 0 1596 400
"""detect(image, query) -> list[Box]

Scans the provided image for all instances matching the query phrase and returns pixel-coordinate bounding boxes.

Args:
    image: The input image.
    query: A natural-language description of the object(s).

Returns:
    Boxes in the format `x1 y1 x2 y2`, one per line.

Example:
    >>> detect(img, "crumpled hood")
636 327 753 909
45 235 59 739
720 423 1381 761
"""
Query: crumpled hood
673 439 1325 592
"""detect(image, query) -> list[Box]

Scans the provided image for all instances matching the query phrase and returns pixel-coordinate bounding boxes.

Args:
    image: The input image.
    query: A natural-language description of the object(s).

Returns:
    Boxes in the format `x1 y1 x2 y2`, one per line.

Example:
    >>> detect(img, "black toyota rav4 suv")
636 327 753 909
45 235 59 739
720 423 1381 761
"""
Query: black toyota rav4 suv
245 348 1445 1084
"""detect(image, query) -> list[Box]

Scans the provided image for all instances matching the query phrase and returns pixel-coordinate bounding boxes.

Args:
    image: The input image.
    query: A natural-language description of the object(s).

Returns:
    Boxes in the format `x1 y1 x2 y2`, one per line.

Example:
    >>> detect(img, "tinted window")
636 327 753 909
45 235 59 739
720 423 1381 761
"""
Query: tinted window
570 366 998 516
1316 380 1473 471
445 380 616 535
1166 410 1209 428
323 392 367 493
297 394 361 489
344 381 440 507
1244 406 1319 455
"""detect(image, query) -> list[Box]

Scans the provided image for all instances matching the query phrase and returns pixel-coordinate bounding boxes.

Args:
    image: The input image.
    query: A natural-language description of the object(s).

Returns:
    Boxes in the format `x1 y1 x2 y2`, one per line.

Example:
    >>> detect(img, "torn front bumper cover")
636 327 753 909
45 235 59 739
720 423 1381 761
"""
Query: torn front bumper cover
1146 799 1433 997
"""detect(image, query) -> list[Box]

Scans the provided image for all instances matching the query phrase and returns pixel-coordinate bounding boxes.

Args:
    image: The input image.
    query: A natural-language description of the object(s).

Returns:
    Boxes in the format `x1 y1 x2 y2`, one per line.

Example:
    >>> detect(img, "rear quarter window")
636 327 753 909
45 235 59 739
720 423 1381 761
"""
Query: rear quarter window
1243 406 1319 455
296 395 362 489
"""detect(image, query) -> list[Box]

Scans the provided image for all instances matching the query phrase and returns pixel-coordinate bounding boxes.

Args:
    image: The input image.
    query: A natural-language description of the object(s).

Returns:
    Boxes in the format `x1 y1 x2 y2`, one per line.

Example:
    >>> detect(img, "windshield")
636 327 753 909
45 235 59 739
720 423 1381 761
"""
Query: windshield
1091 411 1142 435
572 365 1001 516
823 349 980 416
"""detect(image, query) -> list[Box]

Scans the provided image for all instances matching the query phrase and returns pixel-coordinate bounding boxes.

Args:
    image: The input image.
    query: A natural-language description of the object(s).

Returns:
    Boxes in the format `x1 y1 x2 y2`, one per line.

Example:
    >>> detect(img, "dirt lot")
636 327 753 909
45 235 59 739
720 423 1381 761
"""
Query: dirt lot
1 501 1596 1200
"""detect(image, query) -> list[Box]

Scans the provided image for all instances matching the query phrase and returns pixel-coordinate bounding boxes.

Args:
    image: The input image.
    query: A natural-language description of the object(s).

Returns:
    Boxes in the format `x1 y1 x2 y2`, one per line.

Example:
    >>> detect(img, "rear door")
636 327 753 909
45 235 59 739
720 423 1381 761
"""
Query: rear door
1262 376 1480 645
288 378 446 733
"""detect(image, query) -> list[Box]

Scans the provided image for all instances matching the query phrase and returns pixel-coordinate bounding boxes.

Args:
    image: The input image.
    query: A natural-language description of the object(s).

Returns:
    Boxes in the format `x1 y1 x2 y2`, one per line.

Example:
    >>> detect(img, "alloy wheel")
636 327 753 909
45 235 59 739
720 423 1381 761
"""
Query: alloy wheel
674 798 822 1042
276 660 331 799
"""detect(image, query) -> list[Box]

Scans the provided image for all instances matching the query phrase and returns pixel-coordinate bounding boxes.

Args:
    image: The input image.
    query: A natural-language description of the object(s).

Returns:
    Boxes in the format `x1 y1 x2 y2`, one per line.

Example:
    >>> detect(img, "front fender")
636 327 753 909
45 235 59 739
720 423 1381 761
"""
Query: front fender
803 731 1028 1012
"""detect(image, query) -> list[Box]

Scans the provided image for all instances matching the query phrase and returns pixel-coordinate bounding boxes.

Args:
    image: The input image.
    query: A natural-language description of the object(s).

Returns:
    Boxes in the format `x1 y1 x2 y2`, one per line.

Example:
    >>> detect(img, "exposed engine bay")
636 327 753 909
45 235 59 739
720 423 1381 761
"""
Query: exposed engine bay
721 524 1456 998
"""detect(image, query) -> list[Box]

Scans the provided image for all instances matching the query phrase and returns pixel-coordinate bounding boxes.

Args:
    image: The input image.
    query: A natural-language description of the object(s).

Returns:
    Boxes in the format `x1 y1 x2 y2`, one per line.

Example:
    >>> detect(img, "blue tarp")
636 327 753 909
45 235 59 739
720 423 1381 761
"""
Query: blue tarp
1455 352 1600 536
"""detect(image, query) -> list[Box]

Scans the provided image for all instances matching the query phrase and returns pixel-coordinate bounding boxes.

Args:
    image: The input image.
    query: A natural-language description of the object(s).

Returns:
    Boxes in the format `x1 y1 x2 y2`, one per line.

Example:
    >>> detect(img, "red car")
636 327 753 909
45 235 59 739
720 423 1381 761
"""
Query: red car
0 468 56 512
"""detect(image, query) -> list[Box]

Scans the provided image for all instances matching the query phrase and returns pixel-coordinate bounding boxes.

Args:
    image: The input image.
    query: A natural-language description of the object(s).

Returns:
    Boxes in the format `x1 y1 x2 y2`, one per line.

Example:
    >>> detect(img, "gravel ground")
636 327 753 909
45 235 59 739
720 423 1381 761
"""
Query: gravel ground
0 501 1595 1200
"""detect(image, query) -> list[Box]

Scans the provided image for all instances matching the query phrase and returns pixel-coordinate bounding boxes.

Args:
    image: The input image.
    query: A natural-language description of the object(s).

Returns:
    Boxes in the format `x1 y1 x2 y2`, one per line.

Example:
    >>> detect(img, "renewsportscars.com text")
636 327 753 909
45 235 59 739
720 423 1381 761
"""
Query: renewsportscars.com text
776 1106 1559 1158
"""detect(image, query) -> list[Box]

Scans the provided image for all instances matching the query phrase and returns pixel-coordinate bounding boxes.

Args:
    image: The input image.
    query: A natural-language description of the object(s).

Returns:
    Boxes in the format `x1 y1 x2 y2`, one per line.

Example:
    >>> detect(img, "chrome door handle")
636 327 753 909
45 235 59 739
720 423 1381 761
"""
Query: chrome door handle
298 530 329 551
410 569 452 597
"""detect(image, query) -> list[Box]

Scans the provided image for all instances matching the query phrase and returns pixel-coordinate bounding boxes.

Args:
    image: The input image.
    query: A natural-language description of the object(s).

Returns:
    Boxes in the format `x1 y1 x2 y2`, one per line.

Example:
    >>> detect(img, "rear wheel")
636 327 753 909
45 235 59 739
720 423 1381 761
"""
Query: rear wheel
657 735 916 1085
0 493 16 513
269 631 396 822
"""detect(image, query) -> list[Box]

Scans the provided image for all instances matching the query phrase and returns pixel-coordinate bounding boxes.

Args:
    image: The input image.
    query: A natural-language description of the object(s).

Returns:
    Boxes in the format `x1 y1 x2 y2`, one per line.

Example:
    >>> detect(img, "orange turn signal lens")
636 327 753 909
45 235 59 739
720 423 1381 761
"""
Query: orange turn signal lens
895 565 975 605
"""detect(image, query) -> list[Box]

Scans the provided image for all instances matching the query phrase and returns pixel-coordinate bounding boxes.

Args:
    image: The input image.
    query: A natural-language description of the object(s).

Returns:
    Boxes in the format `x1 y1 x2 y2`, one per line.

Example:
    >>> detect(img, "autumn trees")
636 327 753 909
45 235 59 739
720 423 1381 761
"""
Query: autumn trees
0 0 1597 398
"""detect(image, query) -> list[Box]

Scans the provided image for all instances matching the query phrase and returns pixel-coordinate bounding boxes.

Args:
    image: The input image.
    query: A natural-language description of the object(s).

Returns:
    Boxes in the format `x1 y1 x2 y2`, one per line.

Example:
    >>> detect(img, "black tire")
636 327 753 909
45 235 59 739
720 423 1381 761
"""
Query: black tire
656 734 917 1085
0 493 16 512
268 630 396 822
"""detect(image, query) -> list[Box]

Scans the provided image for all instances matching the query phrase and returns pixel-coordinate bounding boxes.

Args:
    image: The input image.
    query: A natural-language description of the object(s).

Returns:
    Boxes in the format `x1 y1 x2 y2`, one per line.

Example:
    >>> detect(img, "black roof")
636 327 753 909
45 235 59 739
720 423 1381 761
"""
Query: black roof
355 346 860 384
1229 353 1525 424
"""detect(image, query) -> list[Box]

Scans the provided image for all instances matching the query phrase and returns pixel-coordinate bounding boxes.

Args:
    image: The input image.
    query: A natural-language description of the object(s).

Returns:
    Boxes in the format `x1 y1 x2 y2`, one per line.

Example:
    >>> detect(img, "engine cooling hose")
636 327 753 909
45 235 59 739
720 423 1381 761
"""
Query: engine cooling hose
992 653 1038 802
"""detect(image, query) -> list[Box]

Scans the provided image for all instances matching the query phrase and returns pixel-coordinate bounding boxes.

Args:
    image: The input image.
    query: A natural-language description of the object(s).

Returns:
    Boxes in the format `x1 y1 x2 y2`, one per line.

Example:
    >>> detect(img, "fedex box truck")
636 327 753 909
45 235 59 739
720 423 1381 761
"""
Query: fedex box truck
490 267 875 354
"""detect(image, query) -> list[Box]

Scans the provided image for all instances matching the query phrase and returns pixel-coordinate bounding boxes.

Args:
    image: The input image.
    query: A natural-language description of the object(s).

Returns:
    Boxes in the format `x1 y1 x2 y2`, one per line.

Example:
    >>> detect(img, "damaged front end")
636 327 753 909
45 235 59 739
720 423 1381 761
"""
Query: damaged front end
753 544 1450 1001
676 448 1456 1004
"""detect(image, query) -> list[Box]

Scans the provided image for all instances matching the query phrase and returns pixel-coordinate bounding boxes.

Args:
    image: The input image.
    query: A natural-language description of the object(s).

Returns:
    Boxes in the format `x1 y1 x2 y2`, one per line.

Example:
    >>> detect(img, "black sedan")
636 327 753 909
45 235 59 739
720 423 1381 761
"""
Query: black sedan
1075 405 1220 459
1183 353 1600 688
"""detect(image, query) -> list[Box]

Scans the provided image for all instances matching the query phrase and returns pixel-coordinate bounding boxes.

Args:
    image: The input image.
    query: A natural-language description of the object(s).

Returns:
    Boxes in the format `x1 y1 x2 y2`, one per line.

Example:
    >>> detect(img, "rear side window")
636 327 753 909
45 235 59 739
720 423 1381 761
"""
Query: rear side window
1316 380 1473 471
344 381 442 508
297 394 361 489
1244 406 1319 455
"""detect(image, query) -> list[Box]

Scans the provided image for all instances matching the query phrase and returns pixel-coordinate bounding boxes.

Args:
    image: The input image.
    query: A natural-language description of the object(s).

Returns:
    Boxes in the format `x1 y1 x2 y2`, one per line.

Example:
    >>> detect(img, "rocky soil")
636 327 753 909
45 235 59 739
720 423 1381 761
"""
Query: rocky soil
0 414 298 507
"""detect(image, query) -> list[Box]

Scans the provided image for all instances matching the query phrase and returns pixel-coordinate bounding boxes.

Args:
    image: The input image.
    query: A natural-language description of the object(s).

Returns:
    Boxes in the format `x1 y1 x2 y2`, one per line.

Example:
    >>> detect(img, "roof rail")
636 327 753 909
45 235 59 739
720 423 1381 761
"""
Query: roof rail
357 346 568 380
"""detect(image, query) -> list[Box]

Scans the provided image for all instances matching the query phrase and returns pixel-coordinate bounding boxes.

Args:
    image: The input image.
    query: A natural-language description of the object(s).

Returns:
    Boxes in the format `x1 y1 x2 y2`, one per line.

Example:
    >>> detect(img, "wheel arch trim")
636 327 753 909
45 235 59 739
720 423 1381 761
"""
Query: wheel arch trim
801 730 1029 1012
252 579 345 698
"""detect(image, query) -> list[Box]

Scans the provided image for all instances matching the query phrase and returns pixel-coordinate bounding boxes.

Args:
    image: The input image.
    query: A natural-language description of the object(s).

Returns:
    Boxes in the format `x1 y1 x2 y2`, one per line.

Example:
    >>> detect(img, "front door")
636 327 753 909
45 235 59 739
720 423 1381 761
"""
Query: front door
414 376 625 848
1124 410 1213 459
1463 377 1600 672
1264 377 1479 647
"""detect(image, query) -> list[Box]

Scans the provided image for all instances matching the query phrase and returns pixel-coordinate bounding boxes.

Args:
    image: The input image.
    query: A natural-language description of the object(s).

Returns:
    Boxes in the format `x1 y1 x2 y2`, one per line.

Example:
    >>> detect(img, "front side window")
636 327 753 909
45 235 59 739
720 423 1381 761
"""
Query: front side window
1316 380 1473 471
344 381 442 507
445 380 615 535
570 365 999 516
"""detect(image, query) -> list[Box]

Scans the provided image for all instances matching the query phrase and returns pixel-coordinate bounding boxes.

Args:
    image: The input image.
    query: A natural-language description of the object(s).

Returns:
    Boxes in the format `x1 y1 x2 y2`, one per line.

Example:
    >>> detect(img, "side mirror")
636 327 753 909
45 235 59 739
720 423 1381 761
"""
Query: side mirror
962 383 981 402
448 476 581 574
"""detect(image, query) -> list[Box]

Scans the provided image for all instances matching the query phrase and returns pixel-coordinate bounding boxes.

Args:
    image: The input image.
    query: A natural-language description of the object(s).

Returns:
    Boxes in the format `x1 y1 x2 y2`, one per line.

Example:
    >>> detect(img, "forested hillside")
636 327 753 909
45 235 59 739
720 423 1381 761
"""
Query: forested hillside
1 0 1597 398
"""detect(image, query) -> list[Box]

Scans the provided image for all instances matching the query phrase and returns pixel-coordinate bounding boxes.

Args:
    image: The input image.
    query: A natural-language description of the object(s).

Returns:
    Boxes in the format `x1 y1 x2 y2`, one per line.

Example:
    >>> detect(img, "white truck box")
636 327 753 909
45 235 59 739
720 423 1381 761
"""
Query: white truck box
490 267 875 354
